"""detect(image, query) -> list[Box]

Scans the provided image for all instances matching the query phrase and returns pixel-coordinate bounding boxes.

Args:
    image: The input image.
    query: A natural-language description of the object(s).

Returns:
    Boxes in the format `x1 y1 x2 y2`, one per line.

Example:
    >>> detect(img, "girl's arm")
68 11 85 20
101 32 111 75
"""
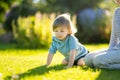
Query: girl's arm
66 49 76 68
46 53 54 66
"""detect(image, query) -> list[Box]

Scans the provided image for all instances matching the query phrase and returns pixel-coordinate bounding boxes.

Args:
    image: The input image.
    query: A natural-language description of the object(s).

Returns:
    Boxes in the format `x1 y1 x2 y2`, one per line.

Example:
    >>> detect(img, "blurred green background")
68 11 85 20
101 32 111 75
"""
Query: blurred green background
0 0 118 49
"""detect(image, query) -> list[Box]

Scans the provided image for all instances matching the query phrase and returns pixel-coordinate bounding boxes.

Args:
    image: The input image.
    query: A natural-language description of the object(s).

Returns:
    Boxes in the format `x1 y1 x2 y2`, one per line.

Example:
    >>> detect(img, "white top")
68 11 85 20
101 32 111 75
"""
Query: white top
109 7 120 50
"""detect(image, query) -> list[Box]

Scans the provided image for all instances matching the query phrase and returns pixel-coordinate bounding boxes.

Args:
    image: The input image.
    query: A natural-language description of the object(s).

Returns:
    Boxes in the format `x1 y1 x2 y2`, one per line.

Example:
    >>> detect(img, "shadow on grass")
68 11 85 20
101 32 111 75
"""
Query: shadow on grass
5 64 65 80
81 66 101 72
81 66 120 80
96 69 120 80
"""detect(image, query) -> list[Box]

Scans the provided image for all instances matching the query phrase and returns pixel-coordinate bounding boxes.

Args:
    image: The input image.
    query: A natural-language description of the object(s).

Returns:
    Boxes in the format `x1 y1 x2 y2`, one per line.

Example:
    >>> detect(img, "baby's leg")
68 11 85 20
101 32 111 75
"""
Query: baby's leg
62 59 68 65
77 58 85 66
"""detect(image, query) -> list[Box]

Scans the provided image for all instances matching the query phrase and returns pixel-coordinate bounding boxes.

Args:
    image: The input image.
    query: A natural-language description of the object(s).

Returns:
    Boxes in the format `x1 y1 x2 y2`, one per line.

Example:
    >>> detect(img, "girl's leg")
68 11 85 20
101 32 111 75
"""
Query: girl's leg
83 49 107 67
93 49 120 69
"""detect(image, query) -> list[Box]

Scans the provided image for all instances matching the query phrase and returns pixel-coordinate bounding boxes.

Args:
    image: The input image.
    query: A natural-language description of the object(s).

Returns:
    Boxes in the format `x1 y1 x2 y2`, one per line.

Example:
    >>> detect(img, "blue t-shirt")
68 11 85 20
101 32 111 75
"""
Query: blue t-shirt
49 35 88 60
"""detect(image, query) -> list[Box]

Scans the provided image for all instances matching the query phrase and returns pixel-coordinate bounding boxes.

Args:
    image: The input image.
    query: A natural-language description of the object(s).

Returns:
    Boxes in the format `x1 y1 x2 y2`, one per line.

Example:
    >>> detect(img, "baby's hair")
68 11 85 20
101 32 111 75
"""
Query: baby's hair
52 13 77 34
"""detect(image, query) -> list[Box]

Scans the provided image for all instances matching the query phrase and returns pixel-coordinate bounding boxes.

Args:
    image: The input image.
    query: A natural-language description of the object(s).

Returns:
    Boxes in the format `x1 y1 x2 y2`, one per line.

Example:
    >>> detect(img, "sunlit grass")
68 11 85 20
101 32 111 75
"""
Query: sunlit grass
0 44 120 80
85 44 108 52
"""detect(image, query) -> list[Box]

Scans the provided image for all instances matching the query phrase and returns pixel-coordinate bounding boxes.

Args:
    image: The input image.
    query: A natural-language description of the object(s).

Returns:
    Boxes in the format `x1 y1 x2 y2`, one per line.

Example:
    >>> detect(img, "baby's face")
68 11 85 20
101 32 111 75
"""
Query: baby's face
54 26 69 41
114 0 120 4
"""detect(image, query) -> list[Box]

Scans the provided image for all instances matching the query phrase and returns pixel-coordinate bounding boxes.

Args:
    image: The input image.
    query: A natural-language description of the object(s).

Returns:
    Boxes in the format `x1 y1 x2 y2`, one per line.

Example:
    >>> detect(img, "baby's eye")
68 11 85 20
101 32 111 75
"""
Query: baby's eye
54 30 58 32
61 31 64 32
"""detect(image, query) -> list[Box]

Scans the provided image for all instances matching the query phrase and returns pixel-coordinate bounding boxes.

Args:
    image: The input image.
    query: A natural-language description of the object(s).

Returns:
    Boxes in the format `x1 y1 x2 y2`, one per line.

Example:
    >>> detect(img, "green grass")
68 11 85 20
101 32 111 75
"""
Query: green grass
0 44 120 80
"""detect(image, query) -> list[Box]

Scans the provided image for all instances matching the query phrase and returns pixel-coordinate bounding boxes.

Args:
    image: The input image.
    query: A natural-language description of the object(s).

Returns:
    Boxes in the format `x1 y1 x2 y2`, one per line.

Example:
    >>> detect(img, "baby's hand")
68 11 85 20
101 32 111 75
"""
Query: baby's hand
44 64 51 68
41 64 47 67
64 66 72 69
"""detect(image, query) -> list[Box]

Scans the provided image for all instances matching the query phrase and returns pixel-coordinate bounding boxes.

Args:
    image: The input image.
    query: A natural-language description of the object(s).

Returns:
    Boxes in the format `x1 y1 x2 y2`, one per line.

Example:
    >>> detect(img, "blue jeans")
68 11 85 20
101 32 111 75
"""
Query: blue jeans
84 49 120 69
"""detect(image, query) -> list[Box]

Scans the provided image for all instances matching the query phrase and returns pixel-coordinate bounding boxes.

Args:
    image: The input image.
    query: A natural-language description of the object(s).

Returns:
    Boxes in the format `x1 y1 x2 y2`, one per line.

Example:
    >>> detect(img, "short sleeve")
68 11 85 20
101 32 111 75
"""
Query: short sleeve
69 36 78 50
49 41 57 54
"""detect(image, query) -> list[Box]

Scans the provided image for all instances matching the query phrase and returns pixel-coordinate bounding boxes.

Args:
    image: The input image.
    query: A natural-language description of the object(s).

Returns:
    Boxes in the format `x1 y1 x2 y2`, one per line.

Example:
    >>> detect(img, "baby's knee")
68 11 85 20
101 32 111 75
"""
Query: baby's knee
62 59 68 65
77 58 85 66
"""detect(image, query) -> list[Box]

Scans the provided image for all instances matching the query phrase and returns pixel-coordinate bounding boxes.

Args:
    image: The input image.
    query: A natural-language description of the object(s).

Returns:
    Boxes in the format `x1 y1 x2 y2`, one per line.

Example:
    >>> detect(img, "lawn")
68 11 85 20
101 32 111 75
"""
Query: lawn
0 44 120 80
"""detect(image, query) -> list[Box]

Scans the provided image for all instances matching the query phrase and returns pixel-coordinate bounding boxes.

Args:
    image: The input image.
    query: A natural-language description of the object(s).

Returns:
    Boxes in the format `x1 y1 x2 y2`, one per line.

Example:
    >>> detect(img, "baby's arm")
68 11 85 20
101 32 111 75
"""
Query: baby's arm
46 53 54 66
66 49 76 68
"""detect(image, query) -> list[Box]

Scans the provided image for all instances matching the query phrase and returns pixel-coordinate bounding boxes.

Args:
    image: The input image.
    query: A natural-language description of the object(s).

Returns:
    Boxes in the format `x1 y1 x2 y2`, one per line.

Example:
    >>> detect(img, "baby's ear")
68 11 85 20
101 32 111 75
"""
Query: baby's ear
68 30 71 34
